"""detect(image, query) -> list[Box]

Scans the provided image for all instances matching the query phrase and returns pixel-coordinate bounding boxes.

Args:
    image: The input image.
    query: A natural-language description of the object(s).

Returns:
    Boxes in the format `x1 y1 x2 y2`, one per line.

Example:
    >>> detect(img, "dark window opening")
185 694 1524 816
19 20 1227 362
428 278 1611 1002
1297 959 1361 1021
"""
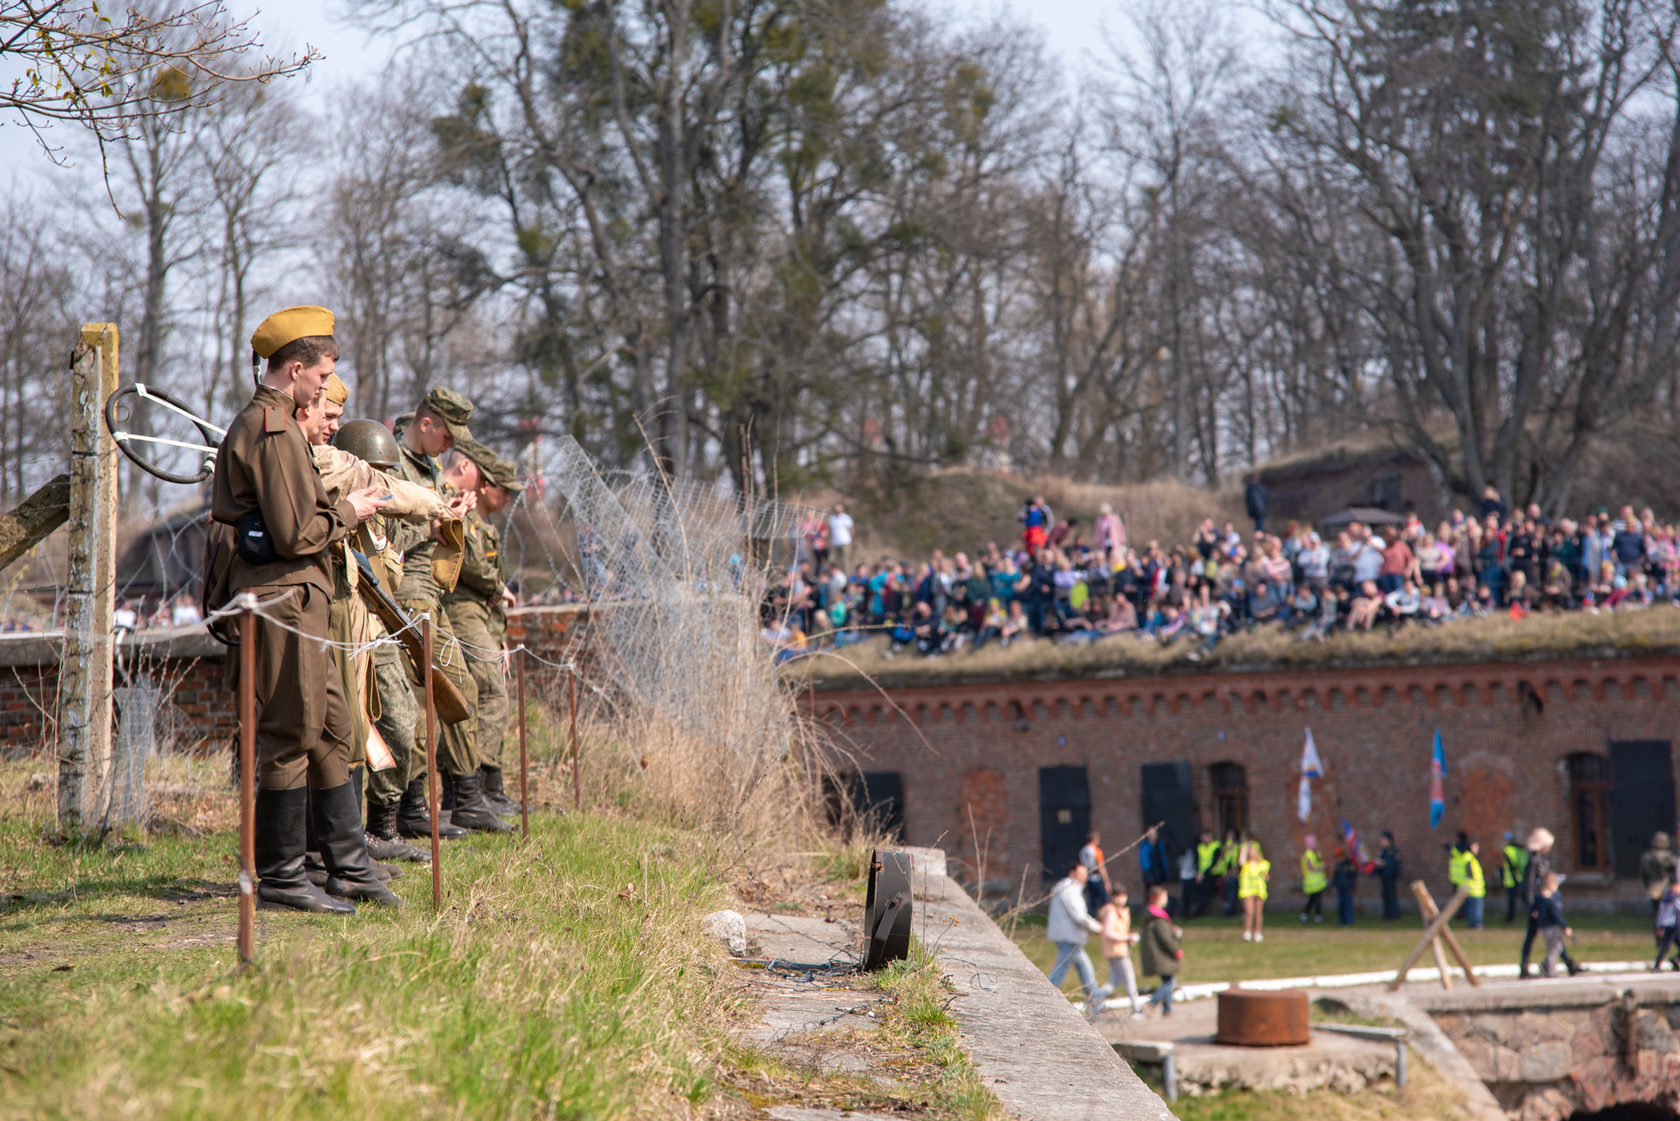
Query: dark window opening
1209 762 1249 838
824 771 904 841
1567 753 1612 873
1039 766 1090 882
1609 740 1675 880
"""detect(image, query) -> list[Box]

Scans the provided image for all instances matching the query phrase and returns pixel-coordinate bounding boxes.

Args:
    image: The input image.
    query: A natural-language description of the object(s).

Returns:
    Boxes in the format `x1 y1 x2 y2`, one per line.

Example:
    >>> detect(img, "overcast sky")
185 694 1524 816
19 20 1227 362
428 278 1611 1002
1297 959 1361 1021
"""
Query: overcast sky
1 0 1144 179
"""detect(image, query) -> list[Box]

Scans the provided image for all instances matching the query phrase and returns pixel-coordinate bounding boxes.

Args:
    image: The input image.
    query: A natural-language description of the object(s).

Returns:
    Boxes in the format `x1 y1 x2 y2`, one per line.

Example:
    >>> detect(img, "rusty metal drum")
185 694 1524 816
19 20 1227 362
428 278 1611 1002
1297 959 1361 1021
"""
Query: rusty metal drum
1215 987 1310 1046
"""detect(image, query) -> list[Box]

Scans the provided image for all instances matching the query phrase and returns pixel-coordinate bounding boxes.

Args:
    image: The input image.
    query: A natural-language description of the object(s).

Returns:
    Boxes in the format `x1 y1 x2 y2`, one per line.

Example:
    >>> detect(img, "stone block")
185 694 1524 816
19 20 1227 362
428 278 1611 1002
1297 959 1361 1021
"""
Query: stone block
1666 1005 1680 1030
1518 1085 1575 1121
704 909 747 956
1457 1035 1521 1082
1570 1023 1608 1064
1635 1010 1677 1054
1571 1054 1619 1113
1509 1012 1577 1050
1518 1040 1574 1083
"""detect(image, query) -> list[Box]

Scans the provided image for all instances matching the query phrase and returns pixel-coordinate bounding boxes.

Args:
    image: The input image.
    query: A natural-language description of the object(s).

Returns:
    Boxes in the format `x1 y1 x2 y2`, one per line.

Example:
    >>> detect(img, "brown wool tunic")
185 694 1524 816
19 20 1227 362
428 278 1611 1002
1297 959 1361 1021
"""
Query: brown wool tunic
210 384 357 789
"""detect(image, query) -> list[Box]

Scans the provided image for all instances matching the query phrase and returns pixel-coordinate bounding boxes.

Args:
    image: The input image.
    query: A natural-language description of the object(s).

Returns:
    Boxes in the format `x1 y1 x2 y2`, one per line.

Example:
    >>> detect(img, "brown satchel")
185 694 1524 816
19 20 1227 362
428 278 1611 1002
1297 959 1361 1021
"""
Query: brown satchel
351 551 473 726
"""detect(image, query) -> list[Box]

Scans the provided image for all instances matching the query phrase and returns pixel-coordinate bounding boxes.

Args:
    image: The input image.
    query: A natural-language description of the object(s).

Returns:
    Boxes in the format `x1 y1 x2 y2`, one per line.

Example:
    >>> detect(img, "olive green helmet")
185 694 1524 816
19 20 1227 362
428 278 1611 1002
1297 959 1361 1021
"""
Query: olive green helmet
333 419 400 470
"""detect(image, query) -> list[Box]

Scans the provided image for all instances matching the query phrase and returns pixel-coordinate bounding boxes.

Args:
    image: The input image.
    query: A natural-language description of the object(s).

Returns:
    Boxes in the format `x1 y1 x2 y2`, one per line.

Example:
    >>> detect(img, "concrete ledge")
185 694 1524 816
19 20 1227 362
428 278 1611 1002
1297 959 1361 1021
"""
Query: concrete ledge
1408 973 1680 1014
902 846 1172 1121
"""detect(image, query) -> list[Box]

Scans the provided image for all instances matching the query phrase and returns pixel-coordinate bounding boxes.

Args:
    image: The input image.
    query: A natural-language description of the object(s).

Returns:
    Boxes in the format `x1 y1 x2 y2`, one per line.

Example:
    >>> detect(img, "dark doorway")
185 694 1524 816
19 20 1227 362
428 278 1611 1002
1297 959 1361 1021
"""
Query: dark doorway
1039 766 1090 881
1609 740 1674 879
1141 761 1196 873
824 771 904 840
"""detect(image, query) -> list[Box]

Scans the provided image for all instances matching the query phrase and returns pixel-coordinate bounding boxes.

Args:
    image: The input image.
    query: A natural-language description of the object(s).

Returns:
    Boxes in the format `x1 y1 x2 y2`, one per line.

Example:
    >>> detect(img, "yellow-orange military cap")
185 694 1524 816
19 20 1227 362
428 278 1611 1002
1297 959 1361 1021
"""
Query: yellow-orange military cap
251 306 334 360
324 373 350 406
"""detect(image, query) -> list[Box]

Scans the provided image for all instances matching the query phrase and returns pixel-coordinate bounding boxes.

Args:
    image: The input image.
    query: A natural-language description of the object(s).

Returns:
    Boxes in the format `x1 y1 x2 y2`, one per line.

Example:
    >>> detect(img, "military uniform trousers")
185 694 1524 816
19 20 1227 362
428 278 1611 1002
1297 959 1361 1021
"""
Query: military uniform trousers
400 599 480 777
445 598 507 771
243 582 352 791
367 643 420 804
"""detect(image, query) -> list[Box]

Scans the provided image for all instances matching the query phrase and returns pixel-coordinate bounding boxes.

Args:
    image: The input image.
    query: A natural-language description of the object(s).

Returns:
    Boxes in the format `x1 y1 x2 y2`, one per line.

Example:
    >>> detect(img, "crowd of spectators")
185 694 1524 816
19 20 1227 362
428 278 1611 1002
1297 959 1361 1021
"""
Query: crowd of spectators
761 488 1680 661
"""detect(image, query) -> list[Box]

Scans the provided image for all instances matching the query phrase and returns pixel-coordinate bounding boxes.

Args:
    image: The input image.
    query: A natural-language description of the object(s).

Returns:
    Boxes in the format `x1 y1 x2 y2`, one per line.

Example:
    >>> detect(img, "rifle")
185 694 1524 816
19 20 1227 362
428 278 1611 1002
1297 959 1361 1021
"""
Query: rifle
352 551 474 726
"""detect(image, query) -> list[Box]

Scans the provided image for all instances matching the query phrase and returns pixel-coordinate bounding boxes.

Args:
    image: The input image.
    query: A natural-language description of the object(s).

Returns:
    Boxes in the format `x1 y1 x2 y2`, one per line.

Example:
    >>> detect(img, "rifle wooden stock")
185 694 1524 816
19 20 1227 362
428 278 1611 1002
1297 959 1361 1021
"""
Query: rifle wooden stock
352 552 473 726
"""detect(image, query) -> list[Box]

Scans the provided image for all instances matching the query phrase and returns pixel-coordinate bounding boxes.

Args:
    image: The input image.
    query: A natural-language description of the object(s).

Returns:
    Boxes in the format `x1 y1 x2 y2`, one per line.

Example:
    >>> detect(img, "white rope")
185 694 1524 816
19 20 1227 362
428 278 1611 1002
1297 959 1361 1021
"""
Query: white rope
135 382 227 437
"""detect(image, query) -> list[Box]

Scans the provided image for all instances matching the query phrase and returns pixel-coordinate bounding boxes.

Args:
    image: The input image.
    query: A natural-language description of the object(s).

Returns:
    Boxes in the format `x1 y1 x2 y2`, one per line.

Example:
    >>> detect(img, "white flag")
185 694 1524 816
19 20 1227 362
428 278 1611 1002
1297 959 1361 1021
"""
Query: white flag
1301 727 1324 778
1298 775 1312 823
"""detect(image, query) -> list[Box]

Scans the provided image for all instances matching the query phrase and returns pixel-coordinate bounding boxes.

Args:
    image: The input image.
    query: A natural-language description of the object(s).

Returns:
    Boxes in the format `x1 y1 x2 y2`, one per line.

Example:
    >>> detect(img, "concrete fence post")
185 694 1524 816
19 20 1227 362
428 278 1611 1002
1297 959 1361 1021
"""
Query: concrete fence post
58 324 120 832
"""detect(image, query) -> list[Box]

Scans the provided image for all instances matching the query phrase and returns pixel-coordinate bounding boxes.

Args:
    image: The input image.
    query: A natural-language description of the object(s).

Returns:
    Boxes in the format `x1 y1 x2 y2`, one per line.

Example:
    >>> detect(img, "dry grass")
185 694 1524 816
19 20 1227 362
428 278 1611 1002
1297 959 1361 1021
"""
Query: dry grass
789 603 1680 687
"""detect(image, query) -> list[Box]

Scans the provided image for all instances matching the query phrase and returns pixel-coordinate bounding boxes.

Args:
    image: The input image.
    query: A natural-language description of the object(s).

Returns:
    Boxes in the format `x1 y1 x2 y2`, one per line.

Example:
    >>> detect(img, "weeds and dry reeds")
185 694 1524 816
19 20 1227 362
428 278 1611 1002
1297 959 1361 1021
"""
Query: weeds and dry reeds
788 604 1680 688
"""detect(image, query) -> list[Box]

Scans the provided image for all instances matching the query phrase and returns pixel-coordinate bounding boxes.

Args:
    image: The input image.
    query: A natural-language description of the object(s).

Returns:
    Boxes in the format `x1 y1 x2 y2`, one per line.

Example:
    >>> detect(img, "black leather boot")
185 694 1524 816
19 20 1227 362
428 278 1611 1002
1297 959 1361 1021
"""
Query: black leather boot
313 780 401 907
448 770 514 833
481 765 523 816
366 796 432 862
396 776 466 840
256 786 355 914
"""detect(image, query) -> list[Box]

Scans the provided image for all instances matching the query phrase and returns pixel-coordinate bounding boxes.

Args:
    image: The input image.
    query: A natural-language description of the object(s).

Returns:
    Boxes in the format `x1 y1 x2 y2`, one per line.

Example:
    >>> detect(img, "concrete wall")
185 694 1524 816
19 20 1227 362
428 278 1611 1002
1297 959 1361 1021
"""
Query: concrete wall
809 658 1680 913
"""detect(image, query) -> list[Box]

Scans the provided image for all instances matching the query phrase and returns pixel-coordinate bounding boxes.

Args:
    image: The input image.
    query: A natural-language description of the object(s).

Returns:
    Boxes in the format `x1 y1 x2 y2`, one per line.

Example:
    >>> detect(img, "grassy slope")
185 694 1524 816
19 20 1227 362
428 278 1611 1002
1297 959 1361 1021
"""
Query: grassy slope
791 602 1680 687
1008 910 1660 991
0 761 998 1121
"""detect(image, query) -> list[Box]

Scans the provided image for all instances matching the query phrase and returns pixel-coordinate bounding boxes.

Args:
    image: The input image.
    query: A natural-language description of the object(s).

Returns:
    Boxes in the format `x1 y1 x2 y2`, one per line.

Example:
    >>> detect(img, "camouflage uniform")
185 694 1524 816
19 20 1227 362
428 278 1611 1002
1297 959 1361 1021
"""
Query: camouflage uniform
444 509 508 773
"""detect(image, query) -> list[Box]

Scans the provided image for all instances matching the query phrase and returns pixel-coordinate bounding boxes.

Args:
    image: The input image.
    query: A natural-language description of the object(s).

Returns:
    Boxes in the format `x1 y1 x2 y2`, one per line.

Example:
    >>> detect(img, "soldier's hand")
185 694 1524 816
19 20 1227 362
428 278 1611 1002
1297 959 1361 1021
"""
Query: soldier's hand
447 490 476 517
348 486 390 523
499 585 517 608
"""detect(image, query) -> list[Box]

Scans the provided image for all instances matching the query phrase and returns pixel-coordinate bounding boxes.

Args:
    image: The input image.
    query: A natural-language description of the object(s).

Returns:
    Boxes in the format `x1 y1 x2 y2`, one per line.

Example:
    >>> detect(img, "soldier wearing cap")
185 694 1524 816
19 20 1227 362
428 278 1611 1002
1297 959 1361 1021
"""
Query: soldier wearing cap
298 393 456 866
211 306 394 913
443 440 523 816
388 388 510 834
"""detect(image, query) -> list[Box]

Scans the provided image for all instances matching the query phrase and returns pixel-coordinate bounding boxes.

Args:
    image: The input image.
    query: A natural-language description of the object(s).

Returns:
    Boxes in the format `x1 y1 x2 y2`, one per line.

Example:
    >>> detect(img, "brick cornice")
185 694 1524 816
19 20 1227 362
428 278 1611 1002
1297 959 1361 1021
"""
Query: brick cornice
804 655 1680 727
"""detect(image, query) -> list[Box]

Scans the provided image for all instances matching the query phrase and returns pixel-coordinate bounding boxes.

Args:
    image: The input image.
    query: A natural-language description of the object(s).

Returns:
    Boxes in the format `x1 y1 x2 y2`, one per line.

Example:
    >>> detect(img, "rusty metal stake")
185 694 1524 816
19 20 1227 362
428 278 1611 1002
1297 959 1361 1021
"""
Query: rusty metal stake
423 614 441 909
568 665 581 812
237 605 256 965
517 645 528 838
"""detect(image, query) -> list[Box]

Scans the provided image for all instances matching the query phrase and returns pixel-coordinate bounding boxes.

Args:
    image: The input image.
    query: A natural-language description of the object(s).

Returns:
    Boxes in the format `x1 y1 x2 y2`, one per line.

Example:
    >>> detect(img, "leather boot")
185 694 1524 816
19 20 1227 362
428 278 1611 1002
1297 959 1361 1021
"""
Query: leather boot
396 776 466 840
313 780 401 907
448 769 514 833
255 786 355 914
366 796 432 863
481 765 523 816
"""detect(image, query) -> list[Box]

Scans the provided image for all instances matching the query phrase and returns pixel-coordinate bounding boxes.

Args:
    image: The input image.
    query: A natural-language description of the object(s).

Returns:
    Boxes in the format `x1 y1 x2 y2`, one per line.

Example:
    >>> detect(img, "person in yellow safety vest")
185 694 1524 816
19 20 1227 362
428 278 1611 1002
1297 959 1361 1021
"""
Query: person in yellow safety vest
1447 829 1471 902
1501 831 1530 924
1217 829 1242 917
1300 834 1327 923
1194 829 1221 918
1239 841 1270 942
1462 840 1486 929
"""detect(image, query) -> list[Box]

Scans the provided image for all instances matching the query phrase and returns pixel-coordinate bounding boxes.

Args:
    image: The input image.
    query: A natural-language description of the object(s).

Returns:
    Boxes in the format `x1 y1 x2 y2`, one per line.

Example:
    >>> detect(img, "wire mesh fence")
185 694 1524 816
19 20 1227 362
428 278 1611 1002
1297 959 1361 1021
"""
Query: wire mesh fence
1 426 832 839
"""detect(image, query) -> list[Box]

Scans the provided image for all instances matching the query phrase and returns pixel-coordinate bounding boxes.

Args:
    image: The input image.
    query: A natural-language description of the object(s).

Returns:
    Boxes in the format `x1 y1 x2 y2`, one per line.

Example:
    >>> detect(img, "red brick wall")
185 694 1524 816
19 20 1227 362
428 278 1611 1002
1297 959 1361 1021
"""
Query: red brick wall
809 659 1680 913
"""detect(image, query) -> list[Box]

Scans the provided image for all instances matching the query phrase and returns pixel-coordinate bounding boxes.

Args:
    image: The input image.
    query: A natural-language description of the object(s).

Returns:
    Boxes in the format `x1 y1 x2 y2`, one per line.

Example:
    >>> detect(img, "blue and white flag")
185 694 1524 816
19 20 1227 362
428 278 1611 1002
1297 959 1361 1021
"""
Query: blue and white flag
1299 727 1323 822
1429 729 1448 829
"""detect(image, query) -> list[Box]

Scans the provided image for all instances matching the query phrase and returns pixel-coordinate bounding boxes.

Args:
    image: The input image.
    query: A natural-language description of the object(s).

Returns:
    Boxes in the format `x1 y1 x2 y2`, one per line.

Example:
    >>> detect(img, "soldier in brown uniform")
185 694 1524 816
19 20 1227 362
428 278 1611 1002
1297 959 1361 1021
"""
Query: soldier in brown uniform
443 440 521 816
389 389 510 834
211 307 396 913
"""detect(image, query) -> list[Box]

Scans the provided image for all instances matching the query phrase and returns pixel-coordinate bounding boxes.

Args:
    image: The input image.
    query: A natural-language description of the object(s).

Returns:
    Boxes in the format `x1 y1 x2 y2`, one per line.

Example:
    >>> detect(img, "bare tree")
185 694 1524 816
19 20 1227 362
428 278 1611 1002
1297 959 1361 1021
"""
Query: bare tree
1 0 319 181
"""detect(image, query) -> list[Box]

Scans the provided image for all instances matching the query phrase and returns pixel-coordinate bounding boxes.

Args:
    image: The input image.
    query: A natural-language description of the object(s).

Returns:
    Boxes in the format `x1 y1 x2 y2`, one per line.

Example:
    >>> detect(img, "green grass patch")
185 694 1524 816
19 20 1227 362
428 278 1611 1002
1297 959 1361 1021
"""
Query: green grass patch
0 802 739 1120
1011 909 1659 993
868 943 1003 1121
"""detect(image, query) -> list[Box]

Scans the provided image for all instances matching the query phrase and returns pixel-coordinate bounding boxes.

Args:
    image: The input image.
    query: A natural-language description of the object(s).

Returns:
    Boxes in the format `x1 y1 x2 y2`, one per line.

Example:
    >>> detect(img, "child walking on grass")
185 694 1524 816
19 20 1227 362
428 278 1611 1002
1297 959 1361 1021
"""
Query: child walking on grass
1139 885 1184 1018
1531 872 1572 977
1655 875 1680 972
1092 886 1144 1020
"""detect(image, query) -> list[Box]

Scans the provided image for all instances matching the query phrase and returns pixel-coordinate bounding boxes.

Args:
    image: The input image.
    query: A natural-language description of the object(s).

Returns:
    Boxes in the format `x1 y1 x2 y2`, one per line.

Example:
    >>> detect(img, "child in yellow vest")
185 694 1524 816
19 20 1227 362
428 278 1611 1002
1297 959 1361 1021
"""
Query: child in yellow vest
1239 841 1271 942
1300 834 1327 923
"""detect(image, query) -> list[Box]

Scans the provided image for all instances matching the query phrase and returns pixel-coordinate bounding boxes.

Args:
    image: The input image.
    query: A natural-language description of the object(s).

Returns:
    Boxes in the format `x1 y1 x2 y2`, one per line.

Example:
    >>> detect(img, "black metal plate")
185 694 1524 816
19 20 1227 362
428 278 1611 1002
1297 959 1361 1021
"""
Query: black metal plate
864 849 913 970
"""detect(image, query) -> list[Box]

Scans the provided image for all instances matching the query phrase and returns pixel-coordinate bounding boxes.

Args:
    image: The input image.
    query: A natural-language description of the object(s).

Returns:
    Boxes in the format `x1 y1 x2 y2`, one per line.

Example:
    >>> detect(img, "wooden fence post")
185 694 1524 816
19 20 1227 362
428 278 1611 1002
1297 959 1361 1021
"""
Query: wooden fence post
58 325 120 833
